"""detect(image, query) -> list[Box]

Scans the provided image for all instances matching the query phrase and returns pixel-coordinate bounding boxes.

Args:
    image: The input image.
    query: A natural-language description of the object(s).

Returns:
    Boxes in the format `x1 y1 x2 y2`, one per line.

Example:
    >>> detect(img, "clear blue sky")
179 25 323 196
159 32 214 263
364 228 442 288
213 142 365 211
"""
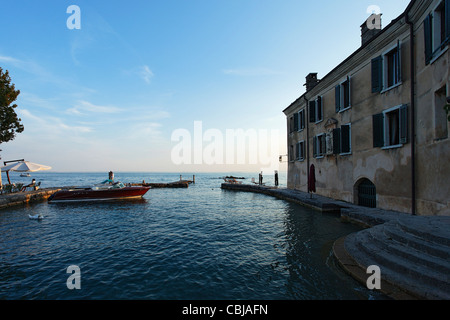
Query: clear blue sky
0 0 410 173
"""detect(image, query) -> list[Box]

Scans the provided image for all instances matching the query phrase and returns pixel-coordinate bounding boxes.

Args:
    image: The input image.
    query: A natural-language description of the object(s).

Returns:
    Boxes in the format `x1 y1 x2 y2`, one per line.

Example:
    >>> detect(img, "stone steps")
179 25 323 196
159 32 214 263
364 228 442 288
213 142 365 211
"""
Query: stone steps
344 218 450 300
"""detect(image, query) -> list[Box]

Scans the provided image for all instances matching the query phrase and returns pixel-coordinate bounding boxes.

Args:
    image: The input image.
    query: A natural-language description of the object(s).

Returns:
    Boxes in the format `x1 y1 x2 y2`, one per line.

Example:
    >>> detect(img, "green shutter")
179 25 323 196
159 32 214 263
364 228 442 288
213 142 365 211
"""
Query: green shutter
313 136 317 158
317 96 323 121
399 104 409 144
446 0 450 44
300 110 305 129
424 14 433 65
309 101 316 122
371 56 383 93
294 112 299 131
335 85 341 112
396 40 402 83
373 113 384 148
301 142 305 160
347 76 351 108
341 125 351 153
320 135 326 155
333 128 341 154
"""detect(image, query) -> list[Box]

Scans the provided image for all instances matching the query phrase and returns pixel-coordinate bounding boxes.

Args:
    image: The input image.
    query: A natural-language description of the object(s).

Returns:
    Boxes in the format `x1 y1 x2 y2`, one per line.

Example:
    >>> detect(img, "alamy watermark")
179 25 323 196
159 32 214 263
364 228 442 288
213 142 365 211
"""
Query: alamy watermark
366 5 382 30
171 121 281 171
67 5 81 30
66 265 81 290
366 265 381 290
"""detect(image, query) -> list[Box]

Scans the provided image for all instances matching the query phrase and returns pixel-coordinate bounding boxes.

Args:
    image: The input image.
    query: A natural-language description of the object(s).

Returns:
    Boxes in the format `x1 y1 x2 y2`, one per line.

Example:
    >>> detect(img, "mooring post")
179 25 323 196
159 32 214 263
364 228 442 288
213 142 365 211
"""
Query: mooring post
193 175 195 183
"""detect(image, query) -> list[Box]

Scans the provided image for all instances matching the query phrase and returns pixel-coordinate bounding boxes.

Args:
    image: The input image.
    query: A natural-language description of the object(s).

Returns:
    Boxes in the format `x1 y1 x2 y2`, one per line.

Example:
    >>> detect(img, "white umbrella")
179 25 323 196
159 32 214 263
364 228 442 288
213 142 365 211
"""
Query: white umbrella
1 160 52 184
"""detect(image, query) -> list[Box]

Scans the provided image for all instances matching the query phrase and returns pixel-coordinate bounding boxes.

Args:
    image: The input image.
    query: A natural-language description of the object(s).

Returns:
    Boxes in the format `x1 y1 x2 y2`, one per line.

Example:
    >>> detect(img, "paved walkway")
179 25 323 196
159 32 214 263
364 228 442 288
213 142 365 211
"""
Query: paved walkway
221 183 450 300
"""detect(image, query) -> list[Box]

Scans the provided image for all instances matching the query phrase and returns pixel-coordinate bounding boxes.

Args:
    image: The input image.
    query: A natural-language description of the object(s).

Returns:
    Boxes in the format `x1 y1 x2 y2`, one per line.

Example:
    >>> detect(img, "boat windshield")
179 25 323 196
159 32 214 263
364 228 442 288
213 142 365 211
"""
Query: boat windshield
112 182 125 188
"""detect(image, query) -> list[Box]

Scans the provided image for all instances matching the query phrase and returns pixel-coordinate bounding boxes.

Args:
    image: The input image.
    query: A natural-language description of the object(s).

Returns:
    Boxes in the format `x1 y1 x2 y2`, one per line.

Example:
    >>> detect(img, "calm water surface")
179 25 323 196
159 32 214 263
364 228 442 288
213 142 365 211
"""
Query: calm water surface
0 172 382 299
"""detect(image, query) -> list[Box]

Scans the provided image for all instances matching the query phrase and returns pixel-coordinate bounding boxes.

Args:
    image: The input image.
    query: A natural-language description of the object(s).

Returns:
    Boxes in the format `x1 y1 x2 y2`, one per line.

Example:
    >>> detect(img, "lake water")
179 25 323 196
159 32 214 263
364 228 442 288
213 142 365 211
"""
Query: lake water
0 172 384 300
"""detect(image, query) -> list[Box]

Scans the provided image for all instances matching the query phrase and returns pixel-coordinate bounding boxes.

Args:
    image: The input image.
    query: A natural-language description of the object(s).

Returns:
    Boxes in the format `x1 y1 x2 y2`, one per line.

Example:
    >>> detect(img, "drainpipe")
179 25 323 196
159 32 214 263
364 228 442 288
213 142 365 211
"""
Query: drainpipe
406 12 416 215
304 96 310 197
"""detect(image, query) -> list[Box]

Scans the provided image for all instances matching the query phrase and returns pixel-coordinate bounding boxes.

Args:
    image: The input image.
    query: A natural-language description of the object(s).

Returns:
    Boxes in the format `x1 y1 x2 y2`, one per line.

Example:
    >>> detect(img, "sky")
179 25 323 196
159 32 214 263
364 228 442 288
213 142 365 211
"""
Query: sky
0 0 410 173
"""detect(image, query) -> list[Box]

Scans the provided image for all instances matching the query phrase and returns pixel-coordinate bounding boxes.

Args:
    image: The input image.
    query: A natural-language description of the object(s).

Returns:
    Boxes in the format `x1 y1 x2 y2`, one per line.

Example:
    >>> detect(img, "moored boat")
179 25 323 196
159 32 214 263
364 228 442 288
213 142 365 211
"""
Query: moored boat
48 181 150 202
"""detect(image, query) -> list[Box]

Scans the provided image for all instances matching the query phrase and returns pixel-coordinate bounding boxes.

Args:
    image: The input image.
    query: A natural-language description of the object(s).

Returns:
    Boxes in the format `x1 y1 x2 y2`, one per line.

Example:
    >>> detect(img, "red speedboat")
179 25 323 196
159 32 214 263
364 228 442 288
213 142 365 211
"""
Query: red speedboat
48 181 150 203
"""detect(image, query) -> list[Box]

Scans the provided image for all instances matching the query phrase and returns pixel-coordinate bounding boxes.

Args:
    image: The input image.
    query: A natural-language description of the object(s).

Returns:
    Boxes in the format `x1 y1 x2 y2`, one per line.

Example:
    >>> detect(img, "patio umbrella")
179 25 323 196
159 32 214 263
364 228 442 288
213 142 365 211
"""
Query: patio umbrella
1 161 52 184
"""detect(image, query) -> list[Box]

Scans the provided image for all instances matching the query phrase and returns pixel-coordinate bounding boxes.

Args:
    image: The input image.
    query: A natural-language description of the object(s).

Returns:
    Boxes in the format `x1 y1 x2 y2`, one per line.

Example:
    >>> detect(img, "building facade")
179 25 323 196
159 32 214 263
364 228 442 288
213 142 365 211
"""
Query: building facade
283 0 449 216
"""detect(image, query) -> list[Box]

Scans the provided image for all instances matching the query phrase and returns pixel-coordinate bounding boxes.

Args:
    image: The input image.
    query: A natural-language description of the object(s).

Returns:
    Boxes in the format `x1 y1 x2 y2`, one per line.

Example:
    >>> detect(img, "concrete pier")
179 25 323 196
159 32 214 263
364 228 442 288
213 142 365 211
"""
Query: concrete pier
0 188 61 210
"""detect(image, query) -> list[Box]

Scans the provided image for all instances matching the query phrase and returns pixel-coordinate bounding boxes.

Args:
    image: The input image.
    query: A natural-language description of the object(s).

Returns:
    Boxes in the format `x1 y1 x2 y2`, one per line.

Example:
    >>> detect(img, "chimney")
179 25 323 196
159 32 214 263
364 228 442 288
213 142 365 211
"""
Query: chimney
361 13 382 46
304 73 320 92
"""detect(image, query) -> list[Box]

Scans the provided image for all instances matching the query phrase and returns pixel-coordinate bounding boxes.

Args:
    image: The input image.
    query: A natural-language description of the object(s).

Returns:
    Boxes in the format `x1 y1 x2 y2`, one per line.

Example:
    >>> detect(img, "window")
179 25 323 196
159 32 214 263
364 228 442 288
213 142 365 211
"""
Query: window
424 0 450 65
290 109 306 133
332 124 352 155
309 96 323 123
371 41 402 93
298 109 306 131
293 112 299 132
335 77 351 112
289 116 294 134
373 104 409 148
313 133 326 158
295 141 306 161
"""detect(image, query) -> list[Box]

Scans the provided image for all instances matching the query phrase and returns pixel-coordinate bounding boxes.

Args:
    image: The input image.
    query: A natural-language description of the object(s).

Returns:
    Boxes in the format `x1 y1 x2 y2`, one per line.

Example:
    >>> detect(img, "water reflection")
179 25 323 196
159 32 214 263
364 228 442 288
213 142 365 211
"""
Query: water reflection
280 202 385 299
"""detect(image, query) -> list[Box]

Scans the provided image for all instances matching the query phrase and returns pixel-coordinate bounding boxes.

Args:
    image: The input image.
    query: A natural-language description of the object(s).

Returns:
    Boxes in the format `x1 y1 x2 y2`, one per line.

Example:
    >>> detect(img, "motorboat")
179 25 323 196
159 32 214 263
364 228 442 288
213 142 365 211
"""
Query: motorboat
20 173 31 177
48 180 150 202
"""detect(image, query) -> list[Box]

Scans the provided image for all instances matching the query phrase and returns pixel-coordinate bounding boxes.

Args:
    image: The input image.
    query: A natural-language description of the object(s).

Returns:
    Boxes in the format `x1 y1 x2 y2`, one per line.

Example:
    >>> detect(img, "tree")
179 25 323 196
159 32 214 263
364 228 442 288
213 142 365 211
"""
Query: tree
0 68 24 187
0 67 24 144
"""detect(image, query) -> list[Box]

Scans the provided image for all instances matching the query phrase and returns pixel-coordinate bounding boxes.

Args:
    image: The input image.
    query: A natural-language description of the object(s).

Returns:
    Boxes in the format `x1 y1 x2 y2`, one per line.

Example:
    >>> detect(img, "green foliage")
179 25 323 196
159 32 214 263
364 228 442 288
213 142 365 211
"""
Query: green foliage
0 67 24 144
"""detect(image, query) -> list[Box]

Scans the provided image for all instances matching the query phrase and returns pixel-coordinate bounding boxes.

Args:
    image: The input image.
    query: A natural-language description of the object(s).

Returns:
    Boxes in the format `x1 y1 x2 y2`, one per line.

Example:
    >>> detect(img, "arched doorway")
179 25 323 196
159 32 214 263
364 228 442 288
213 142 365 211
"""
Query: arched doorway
355 178 377 208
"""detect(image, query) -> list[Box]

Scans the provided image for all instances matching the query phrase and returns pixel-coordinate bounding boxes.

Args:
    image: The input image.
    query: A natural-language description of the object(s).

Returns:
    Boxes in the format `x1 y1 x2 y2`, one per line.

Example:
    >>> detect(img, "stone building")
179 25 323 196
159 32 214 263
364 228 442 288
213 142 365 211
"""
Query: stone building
283 0 449 216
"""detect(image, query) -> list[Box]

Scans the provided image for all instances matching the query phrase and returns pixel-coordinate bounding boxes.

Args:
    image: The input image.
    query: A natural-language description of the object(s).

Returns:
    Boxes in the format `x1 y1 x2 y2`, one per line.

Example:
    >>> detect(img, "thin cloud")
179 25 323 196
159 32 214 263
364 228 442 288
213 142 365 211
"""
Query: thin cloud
67 100 122 115
19 109 92 134
140 65 154 84
0 55 20 63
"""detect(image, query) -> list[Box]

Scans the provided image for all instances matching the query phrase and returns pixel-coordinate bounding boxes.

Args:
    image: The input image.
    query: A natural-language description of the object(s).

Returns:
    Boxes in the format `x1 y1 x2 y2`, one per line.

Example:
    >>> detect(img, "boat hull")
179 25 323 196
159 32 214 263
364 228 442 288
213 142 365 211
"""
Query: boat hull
48 186 151 202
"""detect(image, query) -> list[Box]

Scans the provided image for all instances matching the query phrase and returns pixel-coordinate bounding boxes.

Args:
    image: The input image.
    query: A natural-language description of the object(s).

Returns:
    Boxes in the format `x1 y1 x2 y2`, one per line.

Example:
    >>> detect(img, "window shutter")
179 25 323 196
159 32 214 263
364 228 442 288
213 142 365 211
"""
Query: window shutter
333 128 341 154
347 76 351 108
424 14 433 65
371 56 383 93
317 96 323 121
301 142 305 160
320 135 326 155
295 142 300 160
313 136 317 158
335 85 341 112
301 110 305 129
309 100 316 122
399 104 409 144
373 113 384 147
396 40 402 83
445 0 450 44
341 125 351 153
294 112 299 131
